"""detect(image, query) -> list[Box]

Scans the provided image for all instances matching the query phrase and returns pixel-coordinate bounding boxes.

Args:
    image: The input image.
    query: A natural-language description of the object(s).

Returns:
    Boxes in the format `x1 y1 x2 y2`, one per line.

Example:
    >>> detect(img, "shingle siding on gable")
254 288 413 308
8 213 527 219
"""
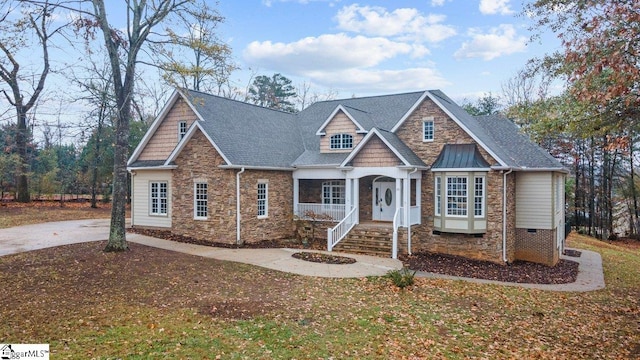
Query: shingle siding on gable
319 111 364 153
138 98 198 161
351 136 402 167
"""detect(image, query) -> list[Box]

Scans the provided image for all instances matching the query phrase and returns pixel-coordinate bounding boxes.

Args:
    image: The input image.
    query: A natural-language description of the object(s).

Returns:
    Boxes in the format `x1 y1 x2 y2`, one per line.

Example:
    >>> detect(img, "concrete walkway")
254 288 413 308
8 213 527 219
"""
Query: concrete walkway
0 219 605 290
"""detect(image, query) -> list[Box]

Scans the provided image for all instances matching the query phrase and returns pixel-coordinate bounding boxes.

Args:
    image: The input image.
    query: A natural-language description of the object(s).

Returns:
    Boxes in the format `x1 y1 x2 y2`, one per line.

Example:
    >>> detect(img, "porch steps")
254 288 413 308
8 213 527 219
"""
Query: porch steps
333 224 394 258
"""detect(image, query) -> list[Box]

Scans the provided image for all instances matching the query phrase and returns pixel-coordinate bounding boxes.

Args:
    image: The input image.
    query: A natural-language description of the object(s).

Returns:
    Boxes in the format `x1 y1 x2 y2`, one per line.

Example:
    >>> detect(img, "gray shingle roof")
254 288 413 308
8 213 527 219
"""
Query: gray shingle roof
426 91 565 170
431 144 490 169
184 90 303 168
129 160 168 168
133 88 564 172
472 114 566 169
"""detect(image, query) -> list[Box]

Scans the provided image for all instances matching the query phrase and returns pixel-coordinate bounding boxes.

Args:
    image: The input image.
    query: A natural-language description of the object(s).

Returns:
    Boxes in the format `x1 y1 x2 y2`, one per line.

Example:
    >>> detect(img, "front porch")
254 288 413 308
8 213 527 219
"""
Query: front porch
292 168 423 258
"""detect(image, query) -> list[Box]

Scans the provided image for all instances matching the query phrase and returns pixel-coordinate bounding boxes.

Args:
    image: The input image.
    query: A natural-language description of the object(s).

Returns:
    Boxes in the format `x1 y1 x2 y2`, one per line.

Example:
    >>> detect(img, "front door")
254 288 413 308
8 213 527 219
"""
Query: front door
372 181 396 221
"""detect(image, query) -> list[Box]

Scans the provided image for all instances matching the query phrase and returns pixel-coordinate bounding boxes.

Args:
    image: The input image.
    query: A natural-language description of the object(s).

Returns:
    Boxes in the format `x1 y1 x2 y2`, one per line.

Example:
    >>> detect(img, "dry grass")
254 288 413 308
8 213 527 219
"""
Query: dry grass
0 201 113 229
0 206 638 358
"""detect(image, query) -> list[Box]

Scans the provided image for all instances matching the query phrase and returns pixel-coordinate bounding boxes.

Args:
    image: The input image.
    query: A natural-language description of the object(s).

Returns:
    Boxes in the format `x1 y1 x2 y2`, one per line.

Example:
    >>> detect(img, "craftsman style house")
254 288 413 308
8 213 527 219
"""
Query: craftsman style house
128 89 567 266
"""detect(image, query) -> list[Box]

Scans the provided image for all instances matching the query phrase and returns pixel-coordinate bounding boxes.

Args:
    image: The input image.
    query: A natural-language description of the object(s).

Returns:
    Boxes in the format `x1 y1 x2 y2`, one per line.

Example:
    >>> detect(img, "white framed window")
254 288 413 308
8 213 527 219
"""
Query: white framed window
474 176 484 217
423 118 434 142
446 176 467 217
178 121 188 140
150 181 167 215
194 182 208 219
322 180 345 204
257 181 268 218
435 176 441 216
329 133 353 149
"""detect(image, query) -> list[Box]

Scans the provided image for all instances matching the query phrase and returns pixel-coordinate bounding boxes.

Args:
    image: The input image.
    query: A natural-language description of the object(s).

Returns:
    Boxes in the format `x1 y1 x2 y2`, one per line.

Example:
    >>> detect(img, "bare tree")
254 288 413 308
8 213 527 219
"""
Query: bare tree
0 0 67 202
74 0 198 251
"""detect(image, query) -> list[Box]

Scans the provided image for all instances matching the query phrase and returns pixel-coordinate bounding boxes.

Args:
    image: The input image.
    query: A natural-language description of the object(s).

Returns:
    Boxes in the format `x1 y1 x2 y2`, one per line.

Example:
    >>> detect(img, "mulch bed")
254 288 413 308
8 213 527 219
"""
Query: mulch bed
400 252 579 284
291 252 356 264
129 228 326 250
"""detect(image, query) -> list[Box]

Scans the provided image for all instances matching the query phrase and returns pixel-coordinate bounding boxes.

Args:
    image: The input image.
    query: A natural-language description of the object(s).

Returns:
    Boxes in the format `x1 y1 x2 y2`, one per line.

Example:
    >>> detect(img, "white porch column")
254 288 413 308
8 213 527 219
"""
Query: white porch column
416 177 422 219
404 176 410 228
353 177 360 223
345 178 352 213
293 178 299 217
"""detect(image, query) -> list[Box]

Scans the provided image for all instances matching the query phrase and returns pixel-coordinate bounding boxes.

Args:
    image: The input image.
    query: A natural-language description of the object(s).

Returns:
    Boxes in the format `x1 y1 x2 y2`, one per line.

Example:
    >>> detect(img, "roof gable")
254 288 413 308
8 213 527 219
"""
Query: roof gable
165 122 231 166
340 128 427 168
128 90 201 165
315 105 367 136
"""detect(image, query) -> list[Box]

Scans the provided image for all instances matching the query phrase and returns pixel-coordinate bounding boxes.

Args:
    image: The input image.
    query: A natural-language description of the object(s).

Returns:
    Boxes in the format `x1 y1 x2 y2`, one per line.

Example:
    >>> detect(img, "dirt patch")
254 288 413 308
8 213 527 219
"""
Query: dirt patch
401 252 579 284
0 241 305 325
292 252 356 264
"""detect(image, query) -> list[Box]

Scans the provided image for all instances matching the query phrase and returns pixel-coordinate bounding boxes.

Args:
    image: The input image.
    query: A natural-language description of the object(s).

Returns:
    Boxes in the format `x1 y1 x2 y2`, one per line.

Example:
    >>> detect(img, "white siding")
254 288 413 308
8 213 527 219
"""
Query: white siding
131 170 172 228
516 172 553 229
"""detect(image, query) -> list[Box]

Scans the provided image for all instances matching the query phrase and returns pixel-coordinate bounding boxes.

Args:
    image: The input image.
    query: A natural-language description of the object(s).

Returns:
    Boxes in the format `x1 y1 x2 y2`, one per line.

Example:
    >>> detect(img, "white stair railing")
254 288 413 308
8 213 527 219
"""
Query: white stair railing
327 206 358 251
392 207 404 259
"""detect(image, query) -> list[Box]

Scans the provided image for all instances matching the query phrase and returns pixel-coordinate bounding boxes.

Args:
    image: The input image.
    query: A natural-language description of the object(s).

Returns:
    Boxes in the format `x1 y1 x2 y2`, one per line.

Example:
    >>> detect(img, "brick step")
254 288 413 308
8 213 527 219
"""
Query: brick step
334 248 391 257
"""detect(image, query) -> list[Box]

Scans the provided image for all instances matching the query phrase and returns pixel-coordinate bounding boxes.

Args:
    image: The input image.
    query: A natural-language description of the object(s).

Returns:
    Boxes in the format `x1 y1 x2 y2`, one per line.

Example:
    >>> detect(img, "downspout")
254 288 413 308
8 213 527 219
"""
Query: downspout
407 167 418 255
503 168 513 263
236 167 245 246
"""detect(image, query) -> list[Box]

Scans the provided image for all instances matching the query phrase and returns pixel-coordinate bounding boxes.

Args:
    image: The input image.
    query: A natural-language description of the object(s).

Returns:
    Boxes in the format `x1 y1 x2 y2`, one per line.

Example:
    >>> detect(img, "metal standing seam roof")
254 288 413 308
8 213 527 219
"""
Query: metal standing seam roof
431 144 491 169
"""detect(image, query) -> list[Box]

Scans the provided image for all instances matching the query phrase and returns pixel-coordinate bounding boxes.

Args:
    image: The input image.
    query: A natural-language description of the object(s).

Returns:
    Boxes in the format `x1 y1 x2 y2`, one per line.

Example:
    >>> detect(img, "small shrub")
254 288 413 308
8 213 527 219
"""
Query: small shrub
386 268 416 289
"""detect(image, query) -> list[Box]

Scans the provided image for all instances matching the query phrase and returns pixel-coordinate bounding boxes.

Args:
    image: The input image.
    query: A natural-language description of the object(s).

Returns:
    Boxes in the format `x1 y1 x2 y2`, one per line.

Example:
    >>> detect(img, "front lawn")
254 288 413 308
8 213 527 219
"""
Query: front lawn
0 231 638 359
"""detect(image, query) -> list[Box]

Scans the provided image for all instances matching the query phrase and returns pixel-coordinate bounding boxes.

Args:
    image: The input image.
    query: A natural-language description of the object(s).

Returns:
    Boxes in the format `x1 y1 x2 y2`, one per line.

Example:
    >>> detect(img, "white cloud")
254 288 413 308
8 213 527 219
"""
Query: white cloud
244 33 418 72
454 24 527 61
305 68 451 93
334 4 456 43
479 0 513 15
431 0 446 6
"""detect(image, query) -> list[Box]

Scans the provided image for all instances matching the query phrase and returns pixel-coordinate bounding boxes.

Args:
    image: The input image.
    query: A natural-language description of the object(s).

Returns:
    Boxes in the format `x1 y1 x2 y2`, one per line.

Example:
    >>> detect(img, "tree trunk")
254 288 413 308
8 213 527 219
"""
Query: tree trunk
630 140 639 234
16 106 30 202
104 115 129 252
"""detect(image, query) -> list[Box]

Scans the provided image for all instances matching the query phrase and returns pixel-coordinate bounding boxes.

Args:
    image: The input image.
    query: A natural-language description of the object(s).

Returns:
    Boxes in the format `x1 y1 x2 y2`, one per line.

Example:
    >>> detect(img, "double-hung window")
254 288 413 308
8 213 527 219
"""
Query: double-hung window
434 177 441 216
322 181 345 205
474 177 485 217
423 117 434 142
257 182 268 218
150 182 167 215
194 182 208 219
446 176 467 216
330 134 353 150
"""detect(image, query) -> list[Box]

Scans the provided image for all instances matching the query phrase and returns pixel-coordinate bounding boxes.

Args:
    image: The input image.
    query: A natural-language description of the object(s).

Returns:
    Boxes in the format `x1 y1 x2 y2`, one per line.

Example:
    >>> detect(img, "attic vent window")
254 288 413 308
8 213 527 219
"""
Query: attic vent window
330 133 353 150
178 121 187 140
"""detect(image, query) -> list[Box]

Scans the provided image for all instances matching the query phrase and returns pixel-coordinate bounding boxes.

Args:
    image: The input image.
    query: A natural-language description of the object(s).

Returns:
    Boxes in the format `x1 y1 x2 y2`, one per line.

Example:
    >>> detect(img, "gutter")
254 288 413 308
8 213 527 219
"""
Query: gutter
236 167 245 245
219 165 294 171
503 168 514 263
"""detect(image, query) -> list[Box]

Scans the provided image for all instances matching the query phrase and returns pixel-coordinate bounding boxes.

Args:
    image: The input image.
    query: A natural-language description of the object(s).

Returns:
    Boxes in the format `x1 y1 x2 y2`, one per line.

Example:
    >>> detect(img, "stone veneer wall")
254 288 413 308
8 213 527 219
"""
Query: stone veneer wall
172 130 236 243
514 228 558 266
171 129 294 244
394 98 513 264
239 170 294 243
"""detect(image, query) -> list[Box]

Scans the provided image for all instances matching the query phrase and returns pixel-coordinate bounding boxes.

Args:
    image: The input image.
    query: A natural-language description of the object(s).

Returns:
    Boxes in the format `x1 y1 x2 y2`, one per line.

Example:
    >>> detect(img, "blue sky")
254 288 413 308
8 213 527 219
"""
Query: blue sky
215 0 562 102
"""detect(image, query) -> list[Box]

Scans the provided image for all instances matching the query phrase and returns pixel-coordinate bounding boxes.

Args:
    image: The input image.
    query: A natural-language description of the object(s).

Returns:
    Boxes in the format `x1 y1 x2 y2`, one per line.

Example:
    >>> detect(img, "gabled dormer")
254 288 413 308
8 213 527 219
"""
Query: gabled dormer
316 105 368 153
